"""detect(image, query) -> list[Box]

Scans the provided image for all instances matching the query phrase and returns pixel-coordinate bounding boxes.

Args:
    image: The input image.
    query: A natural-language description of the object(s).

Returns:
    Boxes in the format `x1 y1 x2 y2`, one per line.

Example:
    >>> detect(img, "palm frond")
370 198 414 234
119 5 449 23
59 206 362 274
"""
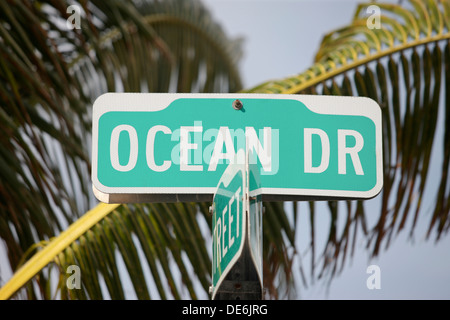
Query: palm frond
2 0 294 301
246 0 450 284
0 0 243 299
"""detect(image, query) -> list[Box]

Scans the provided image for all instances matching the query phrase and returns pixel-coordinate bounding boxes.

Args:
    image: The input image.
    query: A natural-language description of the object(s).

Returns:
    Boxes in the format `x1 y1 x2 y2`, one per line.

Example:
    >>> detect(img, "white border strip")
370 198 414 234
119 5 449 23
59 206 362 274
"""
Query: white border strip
92 93 383 201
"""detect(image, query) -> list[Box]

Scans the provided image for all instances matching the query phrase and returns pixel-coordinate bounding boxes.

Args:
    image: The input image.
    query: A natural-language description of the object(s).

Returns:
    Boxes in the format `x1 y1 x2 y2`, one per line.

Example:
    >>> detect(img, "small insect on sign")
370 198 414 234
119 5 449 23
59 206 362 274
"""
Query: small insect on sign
91 93 383 203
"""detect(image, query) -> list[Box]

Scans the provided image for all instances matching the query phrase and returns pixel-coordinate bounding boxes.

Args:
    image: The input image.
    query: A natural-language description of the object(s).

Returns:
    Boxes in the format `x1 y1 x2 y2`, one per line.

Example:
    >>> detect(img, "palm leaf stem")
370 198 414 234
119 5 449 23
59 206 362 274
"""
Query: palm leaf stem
0 203 119 300
250 34 450 94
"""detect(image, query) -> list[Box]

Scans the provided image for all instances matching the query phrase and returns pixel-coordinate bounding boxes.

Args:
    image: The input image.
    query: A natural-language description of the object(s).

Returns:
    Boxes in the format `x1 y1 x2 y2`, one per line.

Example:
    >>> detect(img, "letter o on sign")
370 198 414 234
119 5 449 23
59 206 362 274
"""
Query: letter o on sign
110 125 138 172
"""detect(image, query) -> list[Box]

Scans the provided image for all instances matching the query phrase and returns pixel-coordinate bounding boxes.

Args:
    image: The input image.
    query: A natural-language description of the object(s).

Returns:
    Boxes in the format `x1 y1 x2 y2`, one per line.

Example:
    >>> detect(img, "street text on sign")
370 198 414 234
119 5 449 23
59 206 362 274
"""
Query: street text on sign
91 93 383 203
211 149 263 300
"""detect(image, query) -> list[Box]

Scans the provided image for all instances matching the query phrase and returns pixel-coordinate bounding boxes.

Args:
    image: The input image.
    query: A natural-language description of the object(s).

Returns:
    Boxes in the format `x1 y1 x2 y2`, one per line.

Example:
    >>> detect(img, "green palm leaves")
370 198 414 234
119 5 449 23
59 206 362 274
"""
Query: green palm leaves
247 0 449 94
55 203 213 300
0 0 243 299
247 0 450 280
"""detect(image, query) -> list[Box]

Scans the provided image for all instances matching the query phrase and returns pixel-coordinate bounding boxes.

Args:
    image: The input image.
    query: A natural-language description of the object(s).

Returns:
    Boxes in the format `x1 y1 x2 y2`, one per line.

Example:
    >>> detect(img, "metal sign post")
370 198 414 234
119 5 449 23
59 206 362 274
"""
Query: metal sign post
210 150 263 300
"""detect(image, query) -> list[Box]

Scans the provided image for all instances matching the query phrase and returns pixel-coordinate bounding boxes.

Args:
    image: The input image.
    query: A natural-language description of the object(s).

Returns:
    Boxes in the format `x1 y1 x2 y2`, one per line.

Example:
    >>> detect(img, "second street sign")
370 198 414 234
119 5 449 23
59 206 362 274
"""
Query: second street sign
211 150 263 300
92 93 383 203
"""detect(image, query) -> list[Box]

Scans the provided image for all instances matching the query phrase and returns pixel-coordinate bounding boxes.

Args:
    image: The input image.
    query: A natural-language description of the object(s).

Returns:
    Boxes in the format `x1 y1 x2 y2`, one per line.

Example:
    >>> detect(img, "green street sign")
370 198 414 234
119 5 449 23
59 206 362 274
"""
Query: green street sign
91 93 383 203
211 154 245 298
211 150 263 300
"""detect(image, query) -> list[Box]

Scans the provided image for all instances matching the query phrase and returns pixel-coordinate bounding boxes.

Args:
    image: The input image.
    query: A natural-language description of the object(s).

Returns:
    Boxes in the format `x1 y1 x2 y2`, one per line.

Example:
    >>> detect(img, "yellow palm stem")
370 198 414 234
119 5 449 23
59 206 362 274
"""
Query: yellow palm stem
0 203 120 300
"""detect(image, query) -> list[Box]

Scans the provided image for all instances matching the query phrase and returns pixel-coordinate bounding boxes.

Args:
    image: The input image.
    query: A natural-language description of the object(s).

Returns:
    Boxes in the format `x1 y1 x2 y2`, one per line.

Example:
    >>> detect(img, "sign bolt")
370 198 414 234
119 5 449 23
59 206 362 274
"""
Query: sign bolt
209 285 214 294
232 99 243 110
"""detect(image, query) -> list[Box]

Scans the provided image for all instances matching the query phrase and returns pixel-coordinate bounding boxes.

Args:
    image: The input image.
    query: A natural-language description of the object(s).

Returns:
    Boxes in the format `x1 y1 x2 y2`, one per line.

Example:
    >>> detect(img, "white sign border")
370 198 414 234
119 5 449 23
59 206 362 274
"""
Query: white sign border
92 93 383 202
